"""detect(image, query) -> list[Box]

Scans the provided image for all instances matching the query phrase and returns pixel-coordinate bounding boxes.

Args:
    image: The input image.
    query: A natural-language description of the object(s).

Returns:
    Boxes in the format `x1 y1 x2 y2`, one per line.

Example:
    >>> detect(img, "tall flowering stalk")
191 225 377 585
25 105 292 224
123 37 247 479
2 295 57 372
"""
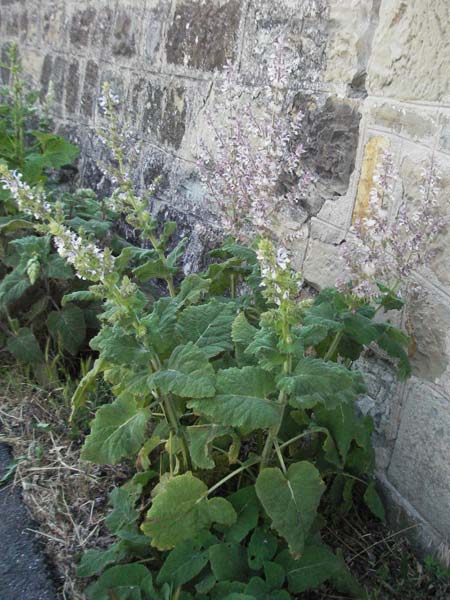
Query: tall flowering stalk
198 38 311 241
97 83 176 297
338 151 445 302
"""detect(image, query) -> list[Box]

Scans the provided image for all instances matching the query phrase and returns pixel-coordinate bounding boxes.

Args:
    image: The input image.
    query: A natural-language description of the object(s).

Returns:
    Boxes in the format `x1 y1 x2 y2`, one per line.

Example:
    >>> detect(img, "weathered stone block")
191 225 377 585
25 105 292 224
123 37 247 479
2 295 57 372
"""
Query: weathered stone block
65 60 79 114
352 135 391 224
388 378 450 539
39 54 52 102
142 82 187 149
295 95 362 198
81 60 99 118
303 237 345 289
166 0 241 70
368 0 450 102
439 114 450 155
92 7 114 48
70 7 96 48
112 11 136 57
368 102 438 144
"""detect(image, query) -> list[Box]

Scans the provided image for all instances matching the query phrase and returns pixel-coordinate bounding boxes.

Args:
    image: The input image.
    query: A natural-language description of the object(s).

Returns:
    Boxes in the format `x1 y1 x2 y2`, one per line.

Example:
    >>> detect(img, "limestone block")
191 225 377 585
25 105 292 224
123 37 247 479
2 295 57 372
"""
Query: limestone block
166 0 241 71
368 0 450 102
303 237 345 289
388 378 450 539
368 101 439 146
80 60 99 119
324 0 377 95
399 150 450 298
112 11 137 58
439 113 450 155
69 7 96 49
352 134 390 224
142 81 187 149
92 6 115 49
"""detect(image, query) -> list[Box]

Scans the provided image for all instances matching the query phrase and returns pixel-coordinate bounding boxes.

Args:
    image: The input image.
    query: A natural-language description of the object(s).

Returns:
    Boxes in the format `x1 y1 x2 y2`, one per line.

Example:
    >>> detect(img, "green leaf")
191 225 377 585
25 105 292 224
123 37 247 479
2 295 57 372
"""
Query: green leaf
247 527 278 570
149 343 216 399
157 539 209 587
105 487 138 536
85 563 152 600
91 327 152 367
224 486 260 544
77 543 128 578
7 327 44 365
209 543 248 582
314 402 360 463
142 473 236 550
32 131 79 167
47 305 86 355
133 258 177 281
177 299 236 358
45 253 73 279
81 395 150 464
276 545 342 593
363 482 385 521
279 358 365 410
62 290 99 306
71 358 104 417
263 561 285 590
0 216 33 233
245 576 291 600
186 424 233 470
189 367 279 433
177 274 211 305
142 297 178 358
256 462 325 556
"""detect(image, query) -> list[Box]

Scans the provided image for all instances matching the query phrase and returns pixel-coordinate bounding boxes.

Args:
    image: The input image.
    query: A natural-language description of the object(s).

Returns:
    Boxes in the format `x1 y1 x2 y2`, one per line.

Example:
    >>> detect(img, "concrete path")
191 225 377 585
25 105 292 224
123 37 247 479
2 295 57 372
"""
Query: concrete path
0 444 57 600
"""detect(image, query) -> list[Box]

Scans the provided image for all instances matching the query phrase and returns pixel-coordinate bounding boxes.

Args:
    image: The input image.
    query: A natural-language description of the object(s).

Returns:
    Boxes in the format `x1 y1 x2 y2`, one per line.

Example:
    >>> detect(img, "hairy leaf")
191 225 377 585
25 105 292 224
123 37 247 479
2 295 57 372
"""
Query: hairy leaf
177 299 236 358
6 327 44 365
189 366 279 432
85 563 153 600
279 358 365 410
157 538 209 587
209 542 248 582
256 462 325 556
47 304 86 355
142 472 236 550
149 343 216 398
81 396 150 464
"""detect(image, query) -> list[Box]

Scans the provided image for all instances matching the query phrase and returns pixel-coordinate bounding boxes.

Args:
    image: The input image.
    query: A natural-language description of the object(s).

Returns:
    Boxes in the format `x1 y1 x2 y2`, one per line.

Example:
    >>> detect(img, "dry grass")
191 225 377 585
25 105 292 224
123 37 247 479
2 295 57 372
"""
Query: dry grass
0 364 128 599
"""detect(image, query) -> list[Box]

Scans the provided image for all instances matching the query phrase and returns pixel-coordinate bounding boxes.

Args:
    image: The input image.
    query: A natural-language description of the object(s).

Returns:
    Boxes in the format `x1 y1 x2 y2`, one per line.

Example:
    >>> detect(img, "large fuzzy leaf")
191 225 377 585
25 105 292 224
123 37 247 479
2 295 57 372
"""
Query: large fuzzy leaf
278 358 365 410
157 539 209 587
142 472 236 550
224 485 260 544
85 563 153 600
189 366 279 432
47 305 86 355
209 542 248 582
142 297 178 358
149 342 216 398
186 424 234 469
276 545 344 594
90 326 152 367
7 327 44 365
256 462 325 556
176 299 236 358
81 396 150 464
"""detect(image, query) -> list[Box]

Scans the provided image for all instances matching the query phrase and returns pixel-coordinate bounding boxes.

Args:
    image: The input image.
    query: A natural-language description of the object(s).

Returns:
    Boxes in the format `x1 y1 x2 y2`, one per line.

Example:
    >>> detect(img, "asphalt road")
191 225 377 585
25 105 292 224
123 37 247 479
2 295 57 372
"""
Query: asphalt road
0 443 57 600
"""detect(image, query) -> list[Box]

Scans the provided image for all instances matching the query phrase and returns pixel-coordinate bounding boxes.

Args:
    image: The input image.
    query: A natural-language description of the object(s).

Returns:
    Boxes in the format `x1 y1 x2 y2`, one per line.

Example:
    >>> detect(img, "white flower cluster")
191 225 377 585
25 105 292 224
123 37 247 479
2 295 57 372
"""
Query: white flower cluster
51 224 115 283
257 239 302 307
0 168 51 220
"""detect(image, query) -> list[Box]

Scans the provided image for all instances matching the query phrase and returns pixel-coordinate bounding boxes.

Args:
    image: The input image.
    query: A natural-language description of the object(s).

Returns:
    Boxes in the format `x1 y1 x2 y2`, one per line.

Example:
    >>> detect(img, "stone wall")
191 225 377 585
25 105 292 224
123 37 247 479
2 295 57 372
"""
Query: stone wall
1 0 449 560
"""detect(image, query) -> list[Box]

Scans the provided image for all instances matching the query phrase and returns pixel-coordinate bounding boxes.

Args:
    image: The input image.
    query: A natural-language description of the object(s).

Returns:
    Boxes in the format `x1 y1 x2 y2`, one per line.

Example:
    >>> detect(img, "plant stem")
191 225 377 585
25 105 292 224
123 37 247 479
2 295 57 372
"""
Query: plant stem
278 430 315 451
274 440 287 474
230 273 236 299
324 329 343 361
205 458 260 498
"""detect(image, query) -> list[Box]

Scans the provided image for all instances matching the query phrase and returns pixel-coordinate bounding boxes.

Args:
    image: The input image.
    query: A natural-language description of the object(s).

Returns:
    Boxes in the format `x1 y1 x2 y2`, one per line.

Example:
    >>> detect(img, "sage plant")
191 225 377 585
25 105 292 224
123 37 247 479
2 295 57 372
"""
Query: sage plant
198 38 311 240
338 151 445 301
